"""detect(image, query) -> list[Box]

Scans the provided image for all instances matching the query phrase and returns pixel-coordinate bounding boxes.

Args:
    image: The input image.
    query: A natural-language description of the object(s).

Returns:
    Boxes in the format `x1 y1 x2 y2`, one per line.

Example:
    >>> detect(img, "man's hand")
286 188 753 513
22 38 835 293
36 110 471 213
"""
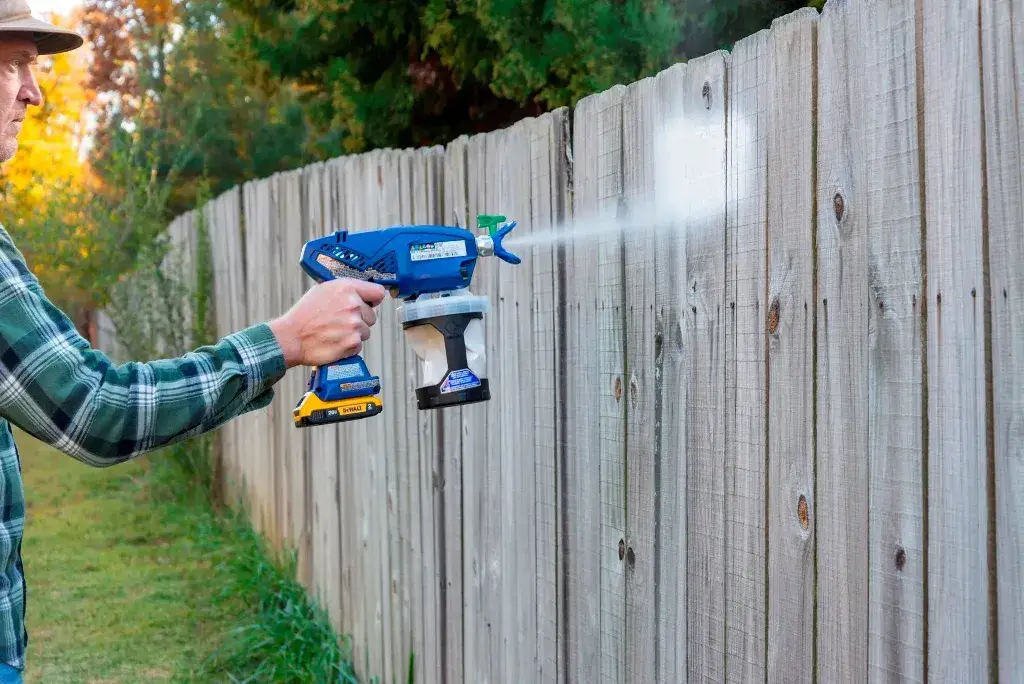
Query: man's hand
268 278 388 368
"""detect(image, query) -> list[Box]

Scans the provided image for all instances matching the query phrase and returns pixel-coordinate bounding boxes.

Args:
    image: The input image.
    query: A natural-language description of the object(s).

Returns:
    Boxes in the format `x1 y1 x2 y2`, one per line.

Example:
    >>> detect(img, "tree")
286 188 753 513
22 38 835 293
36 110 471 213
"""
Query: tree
223 0 817 158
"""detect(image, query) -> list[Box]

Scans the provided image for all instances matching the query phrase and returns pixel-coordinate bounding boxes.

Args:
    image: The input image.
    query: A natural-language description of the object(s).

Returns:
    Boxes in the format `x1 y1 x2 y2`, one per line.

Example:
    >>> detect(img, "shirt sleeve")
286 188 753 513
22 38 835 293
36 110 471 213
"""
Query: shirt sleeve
0 227 288 467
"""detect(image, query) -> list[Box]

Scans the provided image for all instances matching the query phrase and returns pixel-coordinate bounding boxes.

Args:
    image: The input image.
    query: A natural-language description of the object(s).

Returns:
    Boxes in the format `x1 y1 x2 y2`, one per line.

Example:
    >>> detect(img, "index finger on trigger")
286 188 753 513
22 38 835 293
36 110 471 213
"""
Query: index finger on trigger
351 279 387 306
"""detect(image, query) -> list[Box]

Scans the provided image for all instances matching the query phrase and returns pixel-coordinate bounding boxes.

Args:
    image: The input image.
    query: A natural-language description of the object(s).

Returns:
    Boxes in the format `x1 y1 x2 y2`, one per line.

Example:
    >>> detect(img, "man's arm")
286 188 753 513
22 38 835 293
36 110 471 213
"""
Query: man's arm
0 227 385 467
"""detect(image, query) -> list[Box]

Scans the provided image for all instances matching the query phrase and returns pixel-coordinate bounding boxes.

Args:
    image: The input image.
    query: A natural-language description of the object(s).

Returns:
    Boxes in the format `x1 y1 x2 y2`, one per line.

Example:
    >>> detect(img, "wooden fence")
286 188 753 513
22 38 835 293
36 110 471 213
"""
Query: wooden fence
94 1 1023 682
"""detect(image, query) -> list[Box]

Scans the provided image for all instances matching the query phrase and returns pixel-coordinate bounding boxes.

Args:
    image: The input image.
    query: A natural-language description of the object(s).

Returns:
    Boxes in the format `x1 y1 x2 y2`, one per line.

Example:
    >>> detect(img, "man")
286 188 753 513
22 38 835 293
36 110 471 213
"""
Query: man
0 3 386 681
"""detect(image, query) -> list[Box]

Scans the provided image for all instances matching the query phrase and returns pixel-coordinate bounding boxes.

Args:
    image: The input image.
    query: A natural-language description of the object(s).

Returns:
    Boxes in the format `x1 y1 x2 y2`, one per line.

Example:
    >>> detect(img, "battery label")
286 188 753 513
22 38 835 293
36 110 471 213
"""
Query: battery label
440 368 481 393
327 363 363 380
410 240 467 261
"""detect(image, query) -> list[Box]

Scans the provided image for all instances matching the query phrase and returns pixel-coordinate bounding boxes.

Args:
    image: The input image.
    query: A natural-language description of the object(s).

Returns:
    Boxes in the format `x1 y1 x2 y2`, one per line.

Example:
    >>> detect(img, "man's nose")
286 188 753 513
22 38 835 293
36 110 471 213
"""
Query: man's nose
19 72 42 107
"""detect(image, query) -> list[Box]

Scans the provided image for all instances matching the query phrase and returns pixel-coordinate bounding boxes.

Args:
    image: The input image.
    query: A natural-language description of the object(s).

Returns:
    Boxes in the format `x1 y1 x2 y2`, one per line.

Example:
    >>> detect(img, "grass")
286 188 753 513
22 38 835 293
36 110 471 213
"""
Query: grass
17 428 360 683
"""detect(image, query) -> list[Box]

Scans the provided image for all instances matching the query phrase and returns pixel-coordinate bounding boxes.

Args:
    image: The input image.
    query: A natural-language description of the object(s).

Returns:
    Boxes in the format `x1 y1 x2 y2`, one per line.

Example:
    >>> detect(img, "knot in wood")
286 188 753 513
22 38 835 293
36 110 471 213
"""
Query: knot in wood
833 192 844 221
894 546 907 571
768 298 781 334
618 539 625 560
626 546 636 568
702 81 712 109
797 494 809 529
629 375 639 406
614 377 623 401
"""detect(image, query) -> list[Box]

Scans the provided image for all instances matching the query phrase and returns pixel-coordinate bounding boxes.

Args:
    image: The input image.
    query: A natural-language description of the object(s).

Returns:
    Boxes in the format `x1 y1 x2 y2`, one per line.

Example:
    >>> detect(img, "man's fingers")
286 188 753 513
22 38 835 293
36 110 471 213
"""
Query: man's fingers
360 302 377 327
348 278 387 306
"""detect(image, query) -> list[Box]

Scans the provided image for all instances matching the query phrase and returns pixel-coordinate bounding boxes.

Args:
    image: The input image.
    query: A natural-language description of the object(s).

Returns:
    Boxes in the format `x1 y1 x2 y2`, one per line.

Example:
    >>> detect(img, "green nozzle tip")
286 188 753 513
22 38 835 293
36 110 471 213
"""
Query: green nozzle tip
477 214 505 236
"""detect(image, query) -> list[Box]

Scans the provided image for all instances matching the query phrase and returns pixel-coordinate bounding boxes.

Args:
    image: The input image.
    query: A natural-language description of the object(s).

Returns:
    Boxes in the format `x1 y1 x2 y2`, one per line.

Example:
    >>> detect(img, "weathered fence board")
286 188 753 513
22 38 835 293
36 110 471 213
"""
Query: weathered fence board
981 1 1024 681
815 1 869 680
724 27 769 684
978 2 1019 679
650 62 690 684
93 3 1024 682
439 134 467 684
922 0 990 681
528 109 571 684
682 50 729 684
621 72 657 684
859 0 927 681
566 83 628 684
765 9 818 684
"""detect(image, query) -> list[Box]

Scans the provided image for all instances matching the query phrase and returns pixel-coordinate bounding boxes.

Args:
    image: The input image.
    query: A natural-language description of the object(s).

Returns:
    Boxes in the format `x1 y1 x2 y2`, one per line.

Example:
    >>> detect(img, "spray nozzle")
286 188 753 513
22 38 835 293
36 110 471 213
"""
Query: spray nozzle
475 215 521 265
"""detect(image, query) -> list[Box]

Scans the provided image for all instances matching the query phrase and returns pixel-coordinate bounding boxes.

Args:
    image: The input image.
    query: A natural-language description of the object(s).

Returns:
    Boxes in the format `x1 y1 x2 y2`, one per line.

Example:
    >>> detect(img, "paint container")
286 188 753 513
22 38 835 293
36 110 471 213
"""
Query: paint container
398 289 490 409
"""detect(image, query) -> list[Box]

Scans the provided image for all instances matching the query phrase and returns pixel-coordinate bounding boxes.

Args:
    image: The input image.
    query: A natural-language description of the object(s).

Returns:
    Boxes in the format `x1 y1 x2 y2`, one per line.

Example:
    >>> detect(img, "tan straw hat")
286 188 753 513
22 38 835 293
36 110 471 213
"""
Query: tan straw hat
0 0 83 55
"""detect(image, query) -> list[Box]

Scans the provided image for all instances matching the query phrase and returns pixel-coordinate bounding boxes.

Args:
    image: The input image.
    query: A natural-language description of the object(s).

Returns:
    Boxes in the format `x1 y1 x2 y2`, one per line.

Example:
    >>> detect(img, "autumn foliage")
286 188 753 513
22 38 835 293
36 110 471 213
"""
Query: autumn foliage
0 0 817 334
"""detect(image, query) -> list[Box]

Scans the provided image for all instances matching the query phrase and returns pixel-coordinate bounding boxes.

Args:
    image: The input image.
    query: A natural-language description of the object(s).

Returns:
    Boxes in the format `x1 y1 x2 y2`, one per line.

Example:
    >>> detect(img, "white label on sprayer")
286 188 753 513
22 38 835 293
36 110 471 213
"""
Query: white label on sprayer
410 240 467 261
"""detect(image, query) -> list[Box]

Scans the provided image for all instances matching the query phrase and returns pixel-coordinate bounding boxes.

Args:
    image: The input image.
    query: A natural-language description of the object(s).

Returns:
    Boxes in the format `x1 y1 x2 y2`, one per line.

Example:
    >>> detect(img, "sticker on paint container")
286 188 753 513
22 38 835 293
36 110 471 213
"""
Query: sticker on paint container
410 240 467 261
440 368 481 393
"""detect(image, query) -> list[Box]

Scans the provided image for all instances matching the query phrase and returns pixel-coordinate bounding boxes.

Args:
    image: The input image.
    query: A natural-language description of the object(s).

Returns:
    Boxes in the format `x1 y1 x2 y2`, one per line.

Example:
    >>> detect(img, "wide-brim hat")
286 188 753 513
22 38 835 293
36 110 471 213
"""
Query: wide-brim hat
0 0 83 55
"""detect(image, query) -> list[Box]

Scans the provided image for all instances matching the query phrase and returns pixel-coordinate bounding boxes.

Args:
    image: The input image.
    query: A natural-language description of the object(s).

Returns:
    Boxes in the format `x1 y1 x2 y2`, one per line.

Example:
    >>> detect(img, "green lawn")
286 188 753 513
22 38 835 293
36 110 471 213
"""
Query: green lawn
17 429 248 683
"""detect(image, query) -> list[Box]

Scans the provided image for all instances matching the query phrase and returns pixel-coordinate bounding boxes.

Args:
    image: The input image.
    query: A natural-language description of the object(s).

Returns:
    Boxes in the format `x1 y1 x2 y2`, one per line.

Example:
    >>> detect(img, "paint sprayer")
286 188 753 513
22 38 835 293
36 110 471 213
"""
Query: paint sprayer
292 215 521 427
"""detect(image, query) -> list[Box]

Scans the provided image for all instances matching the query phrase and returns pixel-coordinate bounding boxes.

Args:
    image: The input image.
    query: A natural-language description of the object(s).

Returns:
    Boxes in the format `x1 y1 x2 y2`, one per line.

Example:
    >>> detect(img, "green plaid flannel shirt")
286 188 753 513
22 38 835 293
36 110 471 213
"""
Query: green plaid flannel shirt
0 225 287 670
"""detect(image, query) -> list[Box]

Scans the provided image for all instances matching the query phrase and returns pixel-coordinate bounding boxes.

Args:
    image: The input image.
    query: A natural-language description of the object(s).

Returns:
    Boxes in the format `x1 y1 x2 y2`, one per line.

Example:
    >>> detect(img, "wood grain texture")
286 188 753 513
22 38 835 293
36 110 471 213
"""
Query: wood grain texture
725 29 769 684
303 160 345 632
652 62 689 684
980 0 1024 679
682 50 729 684
336 154 363 673
566 84 628 684
921 1 990 680
527 108 570 684
815 2 869 681
376 149 407 682
458 130 500 684
410 145 444 684
855 0 927 680
242 177 276 538
621 74 657 684
765 9 818 684
278 169 309 580
440 134 468 684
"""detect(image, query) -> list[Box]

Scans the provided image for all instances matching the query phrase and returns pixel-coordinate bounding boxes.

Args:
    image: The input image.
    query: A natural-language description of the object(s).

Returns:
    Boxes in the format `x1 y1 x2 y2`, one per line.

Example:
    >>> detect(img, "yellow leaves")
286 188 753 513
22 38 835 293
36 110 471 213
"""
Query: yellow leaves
1 12 94 204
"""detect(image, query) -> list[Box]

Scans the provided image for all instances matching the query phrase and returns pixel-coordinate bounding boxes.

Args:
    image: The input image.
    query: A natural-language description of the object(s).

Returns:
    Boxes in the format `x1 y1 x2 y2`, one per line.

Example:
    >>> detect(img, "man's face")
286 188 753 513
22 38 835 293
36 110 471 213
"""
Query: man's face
0 34 41 163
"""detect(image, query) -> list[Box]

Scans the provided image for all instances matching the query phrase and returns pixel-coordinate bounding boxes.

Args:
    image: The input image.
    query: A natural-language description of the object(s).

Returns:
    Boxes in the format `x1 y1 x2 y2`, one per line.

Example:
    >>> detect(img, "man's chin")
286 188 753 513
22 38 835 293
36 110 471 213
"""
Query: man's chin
0 141 18 164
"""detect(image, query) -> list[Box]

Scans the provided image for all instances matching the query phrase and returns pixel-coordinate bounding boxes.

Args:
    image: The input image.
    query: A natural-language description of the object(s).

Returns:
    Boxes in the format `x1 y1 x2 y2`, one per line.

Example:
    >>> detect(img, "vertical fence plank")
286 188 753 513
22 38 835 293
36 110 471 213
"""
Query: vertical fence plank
621 74 658 684
679 50 730 684
393 147 418 684
303 160 345 631
335 155 364 655
496 117 538 683
366 149 393 683
458 130 493 683
815 2 869 681
651 61 690 684
242 178 273 537
725 27 769 684
276 169 309 573
566 83 628 684
854 0 928 680
921 1 990 680
981 0 1024 679
382 148 412 681
440 135 468 684
341 150 380 681
528 108 571 684
765 9 818 684
410 144 445 684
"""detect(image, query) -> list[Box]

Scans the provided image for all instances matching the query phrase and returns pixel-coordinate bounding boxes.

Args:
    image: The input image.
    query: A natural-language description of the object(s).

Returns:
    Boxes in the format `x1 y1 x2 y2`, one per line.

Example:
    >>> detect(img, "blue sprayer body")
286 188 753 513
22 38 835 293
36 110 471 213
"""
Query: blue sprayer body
292 218 521 427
